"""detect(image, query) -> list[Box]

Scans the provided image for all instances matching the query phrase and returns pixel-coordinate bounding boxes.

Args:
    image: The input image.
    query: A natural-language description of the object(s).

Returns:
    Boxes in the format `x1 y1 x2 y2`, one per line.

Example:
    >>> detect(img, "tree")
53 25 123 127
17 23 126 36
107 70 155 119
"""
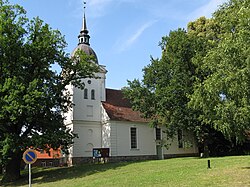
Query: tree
186 16 221 157
124 28 206 146
124 0 250 156
189 0 250 143
0 0 98 182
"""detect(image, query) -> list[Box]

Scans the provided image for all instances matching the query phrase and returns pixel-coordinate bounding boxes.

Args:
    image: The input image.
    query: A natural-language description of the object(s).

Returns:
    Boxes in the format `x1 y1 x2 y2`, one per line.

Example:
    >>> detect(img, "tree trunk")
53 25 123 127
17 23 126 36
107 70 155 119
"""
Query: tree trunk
1 152 22 183
203 142 209 158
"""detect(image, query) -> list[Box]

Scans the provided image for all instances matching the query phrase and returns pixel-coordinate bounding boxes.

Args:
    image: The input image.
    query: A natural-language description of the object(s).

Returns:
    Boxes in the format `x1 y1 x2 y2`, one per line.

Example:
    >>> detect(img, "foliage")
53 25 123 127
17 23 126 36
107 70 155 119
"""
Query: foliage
124 28 207 139
124 0 250 150
0 0 98 182
189 0 250 143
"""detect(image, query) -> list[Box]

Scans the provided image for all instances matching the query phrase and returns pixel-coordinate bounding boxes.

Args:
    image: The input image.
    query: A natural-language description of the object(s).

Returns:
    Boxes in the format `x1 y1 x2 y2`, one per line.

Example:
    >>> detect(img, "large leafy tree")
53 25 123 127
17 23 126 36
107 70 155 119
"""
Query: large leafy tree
0 0 97 182
124 28 206 144
124 0 250 156
189 0 250 143
186 16 222 156
124 26 218 158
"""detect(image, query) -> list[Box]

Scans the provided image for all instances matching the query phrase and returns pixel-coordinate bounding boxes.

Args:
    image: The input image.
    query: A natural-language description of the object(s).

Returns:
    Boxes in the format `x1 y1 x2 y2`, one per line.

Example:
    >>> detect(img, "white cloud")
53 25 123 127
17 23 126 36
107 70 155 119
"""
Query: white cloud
127 21 155 46
115 20 157 53
87 0 135 18
67 0 112 19
88 0 112 6
188 0 228 20
87 0 112 17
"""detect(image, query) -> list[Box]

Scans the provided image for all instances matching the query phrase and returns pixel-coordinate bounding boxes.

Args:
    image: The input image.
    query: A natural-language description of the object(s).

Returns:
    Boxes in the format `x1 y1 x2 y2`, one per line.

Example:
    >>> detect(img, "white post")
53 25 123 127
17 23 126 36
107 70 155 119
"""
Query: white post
29 164 32 187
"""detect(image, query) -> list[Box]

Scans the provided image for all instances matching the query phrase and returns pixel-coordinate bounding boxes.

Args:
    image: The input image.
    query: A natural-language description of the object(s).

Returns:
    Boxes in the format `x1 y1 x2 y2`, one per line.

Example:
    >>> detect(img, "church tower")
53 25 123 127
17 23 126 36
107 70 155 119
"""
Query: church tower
65 3 107 165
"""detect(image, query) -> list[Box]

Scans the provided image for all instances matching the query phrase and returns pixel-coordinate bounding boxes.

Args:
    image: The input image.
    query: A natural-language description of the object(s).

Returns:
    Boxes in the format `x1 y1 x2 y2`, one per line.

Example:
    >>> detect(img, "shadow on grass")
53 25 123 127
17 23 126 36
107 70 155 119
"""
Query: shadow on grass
3 161 135 186
241 166 250 169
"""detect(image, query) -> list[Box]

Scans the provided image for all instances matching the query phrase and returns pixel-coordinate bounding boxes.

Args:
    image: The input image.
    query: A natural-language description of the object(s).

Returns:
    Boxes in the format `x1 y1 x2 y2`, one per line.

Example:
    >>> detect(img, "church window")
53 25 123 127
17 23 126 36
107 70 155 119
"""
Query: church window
91 89 95 100
84 89 88 99
178 129 183 148
130 127 137 149
155 127 161 140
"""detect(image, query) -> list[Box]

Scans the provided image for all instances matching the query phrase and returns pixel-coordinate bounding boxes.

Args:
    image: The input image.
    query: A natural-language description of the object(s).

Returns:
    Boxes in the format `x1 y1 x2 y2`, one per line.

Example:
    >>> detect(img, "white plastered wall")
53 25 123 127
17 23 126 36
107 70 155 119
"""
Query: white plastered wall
108 121 198 157
72 121 102 157
162 129 198 155
110 121 156 156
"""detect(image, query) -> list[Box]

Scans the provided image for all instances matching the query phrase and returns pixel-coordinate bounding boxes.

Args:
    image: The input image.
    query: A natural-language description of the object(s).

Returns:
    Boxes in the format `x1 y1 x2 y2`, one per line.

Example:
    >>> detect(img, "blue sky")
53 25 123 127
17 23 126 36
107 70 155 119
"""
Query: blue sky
9 0 227 89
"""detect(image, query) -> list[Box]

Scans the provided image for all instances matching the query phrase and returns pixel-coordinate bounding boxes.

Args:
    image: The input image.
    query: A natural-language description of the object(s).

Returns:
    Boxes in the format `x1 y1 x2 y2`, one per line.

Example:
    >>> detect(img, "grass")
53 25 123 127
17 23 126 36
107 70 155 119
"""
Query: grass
1 156 250 187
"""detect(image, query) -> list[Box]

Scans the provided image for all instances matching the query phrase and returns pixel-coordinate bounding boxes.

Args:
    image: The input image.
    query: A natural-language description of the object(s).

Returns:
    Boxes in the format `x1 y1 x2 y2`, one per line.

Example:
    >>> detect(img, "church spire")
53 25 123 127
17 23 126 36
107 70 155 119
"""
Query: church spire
78 2 90 45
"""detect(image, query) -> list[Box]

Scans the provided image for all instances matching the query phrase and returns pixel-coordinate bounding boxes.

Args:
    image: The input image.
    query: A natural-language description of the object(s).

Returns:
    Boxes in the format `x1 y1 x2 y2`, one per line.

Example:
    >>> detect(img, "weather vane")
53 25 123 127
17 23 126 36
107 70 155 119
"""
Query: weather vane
83 1 86 12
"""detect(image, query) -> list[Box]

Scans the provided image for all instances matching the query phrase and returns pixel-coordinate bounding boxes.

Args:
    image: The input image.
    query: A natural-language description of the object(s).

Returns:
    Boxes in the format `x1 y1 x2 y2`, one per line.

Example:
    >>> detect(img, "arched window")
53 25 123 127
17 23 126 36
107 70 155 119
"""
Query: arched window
84 89 88 99
91 89 95 100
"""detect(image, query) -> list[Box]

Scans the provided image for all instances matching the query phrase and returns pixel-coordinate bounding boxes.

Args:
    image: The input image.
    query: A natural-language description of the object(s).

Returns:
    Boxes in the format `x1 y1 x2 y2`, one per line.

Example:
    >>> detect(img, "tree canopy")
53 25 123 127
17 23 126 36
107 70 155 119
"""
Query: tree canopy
0 0 98 182
125 29 202 138
189 0 250 143
124 0 250 153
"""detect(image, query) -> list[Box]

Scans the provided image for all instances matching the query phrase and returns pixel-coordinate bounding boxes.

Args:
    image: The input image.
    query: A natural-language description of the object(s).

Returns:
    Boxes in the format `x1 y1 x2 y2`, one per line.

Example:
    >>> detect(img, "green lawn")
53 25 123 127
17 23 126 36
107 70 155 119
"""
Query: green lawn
2 156 250 187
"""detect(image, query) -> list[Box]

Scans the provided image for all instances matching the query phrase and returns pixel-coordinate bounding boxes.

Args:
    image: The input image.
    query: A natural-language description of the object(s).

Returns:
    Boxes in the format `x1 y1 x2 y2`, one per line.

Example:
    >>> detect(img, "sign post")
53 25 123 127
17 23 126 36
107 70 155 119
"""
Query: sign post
23 149 37 187
29 163 31 187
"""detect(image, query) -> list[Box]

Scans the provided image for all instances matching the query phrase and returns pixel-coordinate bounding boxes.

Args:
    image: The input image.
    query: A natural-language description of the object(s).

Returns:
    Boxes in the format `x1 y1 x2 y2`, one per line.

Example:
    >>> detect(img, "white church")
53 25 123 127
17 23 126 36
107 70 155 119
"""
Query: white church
64 11 198 165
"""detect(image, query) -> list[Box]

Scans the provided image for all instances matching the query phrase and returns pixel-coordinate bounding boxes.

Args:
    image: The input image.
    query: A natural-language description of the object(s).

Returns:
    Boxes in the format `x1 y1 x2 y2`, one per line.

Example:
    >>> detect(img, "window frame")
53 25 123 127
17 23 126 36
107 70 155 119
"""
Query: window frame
84 88 88 99
177 129 183 148
91 89 95 100
130 127 138 149
155 127 161 140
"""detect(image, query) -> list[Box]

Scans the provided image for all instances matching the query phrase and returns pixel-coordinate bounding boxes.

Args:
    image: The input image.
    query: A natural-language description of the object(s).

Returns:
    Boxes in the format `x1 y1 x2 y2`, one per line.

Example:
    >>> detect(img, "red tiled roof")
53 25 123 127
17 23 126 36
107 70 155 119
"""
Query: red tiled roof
105 89 131 107
36 148 62 159
102 89 148 122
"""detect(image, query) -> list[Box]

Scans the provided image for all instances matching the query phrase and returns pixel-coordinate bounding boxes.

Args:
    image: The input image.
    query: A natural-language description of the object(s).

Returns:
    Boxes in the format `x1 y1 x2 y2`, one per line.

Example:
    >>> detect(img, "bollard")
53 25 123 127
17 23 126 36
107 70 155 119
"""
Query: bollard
207 159 211 169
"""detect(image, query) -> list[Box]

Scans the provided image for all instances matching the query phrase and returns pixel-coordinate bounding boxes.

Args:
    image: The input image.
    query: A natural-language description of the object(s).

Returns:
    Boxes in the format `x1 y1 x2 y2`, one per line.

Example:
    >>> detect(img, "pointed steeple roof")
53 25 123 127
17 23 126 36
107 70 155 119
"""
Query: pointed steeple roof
72 2 98 64
81 12 88 32
78 3 90 45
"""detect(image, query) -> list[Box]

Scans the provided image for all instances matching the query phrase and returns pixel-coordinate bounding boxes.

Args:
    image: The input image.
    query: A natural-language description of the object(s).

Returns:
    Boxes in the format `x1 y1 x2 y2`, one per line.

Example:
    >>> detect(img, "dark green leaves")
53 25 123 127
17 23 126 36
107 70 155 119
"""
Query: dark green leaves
125 0 250 144
0 0 97 165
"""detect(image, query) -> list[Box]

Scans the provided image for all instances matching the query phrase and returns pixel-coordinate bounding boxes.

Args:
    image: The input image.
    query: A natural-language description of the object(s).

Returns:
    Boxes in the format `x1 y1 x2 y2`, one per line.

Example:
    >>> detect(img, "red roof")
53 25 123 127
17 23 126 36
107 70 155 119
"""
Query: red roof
36 148 62 159
102 89 148 122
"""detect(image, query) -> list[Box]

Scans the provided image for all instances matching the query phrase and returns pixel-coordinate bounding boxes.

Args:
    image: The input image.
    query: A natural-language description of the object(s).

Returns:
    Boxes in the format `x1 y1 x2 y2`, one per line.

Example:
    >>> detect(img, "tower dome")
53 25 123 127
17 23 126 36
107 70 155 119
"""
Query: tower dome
71 9 98 64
